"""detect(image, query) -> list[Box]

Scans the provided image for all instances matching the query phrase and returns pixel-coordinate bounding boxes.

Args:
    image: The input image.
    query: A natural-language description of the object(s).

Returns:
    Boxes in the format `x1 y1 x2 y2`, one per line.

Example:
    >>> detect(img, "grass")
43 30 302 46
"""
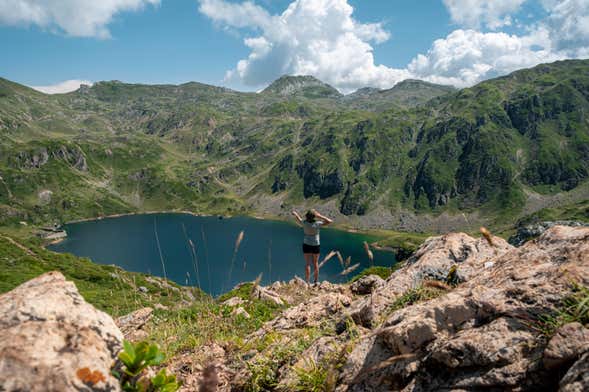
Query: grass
0 234 196 317
389 283 449 313
147 294 284 359
534 283 589 337
349 266 392 283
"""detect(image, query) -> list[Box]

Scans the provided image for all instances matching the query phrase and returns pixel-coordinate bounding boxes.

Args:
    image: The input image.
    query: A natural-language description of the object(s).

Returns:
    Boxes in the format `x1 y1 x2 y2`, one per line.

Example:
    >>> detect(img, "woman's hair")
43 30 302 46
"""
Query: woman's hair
305 210 316 223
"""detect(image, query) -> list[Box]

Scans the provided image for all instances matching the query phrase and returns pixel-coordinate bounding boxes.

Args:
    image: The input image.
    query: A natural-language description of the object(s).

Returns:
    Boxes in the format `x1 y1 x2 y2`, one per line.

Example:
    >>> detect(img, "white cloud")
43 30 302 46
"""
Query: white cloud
0 0 159 38
541 0 589 55
200 0 589 92
443 0 528 30
407 28 562 87
31 80 93 94
199 0 406 93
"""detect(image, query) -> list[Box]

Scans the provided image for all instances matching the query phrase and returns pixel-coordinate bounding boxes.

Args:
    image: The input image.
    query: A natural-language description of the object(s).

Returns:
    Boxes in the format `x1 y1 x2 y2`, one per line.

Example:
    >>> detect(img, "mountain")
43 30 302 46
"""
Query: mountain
0 60 588 231
262 75 343 99
344 79 455 109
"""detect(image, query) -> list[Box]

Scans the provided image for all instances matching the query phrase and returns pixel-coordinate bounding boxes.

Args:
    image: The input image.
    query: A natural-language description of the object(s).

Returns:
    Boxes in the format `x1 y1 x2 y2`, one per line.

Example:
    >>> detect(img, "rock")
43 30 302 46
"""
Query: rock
231 307 250 319
543 322 589 370
251 285 284 306
222 296 245 307
290 275 308 287
508 220 588 246
138 285 149 293
346 232 512 329
340 226 589 391
38 189 53 204
350 274 385 295
115 307 153 341
257 293 352 332
559 351 589 392
166 343 233 392
0 271 123 392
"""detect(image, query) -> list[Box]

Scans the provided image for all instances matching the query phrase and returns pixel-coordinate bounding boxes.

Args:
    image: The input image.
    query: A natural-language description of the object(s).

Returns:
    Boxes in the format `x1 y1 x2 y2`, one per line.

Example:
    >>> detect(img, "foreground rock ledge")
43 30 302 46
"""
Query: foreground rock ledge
0 271 123 392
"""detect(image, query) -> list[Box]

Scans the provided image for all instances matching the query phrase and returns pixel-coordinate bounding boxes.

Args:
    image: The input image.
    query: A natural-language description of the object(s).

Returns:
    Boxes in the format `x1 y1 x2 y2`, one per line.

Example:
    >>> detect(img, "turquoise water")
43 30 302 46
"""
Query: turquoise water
49 213 395 295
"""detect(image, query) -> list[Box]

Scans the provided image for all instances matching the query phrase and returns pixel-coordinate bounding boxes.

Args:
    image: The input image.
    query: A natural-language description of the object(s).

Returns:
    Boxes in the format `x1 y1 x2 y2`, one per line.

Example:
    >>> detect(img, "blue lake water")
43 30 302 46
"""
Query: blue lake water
49 213 396 295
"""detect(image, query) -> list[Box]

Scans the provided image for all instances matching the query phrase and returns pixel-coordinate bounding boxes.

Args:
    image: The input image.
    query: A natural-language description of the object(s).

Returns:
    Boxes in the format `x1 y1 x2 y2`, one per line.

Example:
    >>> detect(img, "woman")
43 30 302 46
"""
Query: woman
291 209 333 284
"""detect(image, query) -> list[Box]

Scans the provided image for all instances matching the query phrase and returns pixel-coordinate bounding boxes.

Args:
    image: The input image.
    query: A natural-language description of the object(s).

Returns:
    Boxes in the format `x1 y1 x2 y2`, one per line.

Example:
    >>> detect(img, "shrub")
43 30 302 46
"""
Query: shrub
114 340 180 392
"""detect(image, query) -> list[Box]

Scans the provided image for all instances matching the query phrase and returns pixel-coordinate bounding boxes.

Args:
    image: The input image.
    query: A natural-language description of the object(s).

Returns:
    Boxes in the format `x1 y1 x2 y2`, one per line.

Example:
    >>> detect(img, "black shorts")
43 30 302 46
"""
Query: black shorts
302 243 320 254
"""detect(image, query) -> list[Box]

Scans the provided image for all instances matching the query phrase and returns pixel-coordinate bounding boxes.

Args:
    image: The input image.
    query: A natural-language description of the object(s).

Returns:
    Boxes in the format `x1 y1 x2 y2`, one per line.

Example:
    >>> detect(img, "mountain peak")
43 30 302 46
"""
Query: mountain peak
262 75 342 98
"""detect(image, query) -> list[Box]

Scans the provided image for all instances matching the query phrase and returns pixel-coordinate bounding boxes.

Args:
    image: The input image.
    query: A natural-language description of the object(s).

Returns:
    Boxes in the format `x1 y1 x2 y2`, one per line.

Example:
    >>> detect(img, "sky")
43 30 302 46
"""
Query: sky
1 0 588 94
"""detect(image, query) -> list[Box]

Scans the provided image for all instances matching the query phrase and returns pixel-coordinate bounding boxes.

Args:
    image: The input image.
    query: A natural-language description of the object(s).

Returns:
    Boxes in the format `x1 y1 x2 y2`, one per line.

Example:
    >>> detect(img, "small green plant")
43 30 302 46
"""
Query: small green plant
115 340 180 392
292 358 328 392
535 284 589 336
244 357 278 392
389 284 447 313
348 266 392 283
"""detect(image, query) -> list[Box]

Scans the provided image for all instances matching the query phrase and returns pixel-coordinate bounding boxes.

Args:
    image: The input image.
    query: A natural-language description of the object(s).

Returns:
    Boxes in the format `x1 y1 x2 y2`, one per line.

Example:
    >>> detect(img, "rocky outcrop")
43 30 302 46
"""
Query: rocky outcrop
338 225 589 391
0 271 123 392
11 145 88 172
347 232 512 328
509 220 588 246
115 307 153 341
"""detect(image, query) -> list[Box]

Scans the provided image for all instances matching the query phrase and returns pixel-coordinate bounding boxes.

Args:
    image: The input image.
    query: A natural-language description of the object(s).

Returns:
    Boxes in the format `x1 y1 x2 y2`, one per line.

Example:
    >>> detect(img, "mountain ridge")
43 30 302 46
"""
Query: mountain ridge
0 59 588 231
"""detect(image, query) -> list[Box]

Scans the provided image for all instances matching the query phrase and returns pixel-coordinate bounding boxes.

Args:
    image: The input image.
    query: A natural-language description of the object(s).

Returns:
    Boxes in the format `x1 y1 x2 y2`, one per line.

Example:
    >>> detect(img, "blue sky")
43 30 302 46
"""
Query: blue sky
0 0 587 93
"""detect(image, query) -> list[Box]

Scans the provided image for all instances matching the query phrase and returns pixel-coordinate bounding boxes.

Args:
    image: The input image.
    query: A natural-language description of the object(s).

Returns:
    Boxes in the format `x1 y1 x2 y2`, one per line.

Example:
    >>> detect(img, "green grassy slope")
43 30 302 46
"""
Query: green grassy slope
0 59 588 230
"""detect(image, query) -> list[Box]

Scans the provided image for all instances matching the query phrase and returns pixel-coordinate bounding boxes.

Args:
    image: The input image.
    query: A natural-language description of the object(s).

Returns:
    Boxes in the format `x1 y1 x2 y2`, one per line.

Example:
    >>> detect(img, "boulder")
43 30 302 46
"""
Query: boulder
560 351 589 392
115 307 153 341
0 271 123 392
346 232 513 329
340 226 589 391
350 274 385 295
222 296 245 307
543 322 589 370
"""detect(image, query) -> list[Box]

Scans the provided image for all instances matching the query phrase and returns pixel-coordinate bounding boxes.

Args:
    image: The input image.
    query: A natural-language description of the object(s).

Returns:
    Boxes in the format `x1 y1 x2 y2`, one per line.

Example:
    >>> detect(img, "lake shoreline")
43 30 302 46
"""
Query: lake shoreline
63 210 392 244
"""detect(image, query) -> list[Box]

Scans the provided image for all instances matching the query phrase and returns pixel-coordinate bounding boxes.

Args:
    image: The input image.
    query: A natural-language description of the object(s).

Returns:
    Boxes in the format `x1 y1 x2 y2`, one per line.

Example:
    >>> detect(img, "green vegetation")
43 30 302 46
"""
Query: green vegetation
115 340 180 392
1 60 588 231
349 266 392 282
292 358 329 392
535 283 589 337
0 234 198 316
389 283 448 313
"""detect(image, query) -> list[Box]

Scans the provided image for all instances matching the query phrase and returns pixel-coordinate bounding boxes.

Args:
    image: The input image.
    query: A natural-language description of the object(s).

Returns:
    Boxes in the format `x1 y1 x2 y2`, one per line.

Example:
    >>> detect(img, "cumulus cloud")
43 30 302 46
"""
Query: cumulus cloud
31 80 93 94
200 0 589 92
541 0 589 56
199 0 407 92
0 0 159 38
443 0 528 29
408 29 561 87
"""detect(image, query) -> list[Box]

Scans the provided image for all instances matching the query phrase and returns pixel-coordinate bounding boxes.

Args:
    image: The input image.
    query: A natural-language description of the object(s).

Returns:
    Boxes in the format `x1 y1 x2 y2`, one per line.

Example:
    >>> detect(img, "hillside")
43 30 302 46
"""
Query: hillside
0 59 588 231
2 225 588 391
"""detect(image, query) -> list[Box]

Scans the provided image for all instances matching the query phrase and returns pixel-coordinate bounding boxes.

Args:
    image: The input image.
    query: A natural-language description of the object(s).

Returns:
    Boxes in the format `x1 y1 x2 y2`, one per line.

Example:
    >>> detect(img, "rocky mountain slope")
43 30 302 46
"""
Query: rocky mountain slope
1 225 587 391
0 60 588 230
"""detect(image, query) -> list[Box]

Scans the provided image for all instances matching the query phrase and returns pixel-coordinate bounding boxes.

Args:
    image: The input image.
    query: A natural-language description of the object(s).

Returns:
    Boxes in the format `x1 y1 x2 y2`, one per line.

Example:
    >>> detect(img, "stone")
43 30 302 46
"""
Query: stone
138 286 149 293
339 226 589 391
116 307 153 341
559 351 589 392
251 285 284 306
38 189 53 204
350 274 385 295
0 271 123 392
222 296 245 307
543 322 589 370
231 307 250 319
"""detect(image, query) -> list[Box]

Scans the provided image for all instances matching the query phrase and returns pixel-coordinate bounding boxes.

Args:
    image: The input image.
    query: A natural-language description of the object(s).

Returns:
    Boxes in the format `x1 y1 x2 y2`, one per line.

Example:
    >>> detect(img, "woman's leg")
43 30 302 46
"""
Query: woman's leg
304 253 313 283
312 253 320 283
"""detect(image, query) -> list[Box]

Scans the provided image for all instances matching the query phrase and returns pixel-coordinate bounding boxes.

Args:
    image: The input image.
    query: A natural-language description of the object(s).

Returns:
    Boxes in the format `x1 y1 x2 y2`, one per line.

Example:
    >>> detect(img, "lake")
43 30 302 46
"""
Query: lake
49 213 396 295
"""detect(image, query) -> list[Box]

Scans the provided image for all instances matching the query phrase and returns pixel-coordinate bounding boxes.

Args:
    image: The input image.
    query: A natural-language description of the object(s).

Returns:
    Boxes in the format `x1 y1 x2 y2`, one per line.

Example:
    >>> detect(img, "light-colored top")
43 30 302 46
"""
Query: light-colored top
303 220 324 246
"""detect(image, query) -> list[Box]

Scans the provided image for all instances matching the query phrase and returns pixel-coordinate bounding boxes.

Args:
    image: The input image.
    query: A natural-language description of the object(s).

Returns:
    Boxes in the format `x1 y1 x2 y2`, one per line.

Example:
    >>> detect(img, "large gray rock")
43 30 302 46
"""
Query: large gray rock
0 271 123 392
